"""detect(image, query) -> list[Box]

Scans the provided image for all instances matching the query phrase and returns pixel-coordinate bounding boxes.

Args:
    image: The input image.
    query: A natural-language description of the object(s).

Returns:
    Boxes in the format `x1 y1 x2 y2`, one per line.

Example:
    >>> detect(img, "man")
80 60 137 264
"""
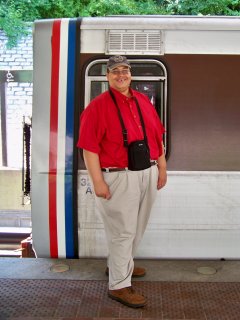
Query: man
77 55 167 308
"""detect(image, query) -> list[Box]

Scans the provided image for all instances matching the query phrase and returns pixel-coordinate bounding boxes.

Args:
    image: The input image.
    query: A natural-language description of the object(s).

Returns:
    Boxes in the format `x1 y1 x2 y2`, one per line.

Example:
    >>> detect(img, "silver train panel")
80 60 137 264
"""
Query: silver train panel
32 20 53 257
32 16 240 258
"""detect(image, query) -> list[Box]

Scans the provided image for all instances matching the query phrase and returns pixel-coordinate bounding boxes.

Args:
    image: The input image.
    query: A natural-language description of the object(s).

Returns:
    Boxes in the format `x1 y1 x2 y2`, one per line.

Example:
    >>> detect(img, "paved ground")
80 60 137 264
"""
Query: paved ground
1 258 240 319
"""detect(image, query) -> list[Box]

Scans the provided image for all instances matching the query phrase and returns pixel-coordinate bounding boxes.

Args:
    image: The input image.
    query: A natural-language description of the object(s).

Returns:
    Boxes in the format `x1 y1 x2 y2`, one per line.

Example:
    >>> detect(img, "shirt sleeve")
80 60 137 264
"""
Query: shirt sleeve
134 90 166 157
77 102 105 154
155 111 165 156
141 91 165 135
155 112 165 136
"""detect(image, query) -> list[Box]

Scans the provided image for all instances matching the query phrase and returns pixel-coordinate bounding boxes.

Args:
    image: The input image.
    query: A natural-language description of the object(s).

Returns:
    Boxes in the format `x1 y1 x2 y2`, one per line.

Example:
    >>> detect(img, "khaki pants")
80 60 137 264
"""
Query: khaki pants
95 165 158 290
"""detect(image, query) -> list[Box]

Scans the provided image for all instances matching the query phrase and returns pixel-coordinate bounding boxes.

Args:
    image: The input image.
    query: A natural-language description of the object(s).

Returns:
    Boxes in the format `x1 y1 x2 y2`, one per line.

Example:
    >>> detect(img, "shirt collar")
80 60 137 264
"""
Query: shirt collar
110 87 134 101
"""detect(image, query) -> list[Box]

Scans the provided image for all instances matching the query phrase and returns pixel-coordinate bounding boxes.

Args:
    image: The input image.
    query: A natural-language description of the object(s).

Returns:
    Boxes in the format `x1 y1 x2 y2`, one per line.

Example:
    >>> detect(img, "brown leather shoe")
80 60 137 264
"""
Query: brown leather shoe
108 286 147 308
105 266 146 277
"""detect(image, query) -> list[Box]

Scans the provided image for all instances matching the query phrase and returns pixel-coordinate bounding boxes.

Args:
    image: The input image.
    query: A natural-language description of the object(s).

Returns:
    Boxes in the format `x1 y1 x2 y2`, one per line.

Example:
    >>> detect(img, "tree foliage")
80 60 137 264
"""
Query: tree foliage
0 0 29 48
170 0 240 16
1 0 240 48
86 0 168 16
0 0 86 47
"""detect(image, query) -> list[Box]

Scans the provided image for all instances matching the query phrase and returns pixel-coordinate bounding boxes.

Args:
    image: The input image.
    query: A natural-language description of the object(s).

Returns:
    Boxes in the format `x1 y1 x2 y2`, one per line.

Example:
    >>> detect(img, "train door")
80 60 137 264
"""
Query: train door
77 58 168 257
85 58 167 147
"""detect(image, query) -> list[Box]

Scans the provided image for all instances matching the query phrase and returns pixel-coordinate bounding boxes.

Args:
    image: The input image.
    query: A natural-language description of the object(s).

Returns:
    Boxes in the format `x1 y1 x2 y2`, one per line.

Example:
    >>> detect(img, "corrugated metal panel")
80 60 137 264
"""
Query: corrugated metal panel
106 30 164 55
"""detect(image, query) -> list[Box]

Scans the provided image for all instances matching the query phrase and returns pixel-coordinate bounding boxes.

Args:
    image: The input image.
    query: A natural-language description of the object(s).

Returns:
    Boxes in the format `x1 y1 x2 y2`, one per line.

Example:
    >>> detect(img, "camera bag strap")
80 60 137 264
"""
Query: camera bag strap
109 89 149 147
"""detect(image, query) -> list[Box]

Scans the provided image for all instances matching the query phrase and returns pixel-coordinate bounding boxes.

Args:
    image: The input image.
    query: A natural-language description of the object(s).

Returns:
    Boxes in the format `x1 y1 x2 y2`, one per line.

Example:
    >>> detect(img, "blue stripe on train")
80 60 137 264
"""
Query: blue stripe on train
65 19 77 258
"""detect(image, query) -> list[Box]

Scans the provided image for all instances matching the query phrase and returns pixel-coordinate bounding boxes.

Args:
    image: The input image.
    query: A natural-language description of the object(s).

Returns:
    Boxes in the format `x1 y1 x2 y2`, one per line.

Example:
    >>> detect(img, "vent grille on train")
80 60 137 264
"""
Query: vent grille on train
106 30 164 55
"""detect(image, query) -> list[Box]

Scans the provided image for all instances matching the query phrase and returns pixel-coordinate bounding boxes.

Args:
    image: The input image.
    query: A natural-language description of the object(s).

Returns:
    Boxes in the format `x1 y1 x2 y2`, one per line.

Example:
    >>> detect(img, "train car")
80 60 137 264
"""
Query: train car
32 15 240 259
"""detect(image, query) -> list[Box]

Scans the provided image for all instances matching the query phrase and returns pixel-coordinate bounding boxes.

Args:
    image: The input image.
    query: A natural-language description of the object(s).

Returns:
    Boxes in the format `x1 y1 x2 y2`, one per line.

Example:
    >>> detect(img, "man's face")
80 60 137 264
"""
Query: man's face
106 66 131 94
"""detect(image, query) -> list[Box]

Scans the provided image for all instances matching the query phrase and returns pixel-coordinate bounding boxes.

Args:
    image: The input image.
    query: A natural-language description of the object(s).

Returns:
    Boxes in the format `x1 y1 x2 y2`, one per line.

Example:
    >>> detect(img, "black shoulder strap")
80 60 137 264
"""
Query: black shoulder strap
109 89 148 147
109 89 128 147
133 96 148 145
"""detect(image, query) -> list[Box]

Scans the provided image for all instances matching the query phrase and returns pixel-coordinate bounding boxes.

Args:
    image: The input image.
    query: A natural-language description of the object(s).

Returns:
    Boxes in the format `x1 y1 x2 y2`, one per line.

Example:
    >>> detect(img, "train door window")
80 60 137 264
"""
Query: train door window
85 59 167 149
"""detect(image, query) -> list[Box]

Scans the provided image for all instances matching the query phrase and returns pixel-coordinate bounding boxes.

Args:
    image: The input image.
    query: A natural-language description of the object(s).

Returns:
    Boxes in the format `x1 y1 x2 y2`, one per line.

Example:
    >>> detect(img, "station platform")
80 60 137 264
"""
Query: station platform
1 258 240 319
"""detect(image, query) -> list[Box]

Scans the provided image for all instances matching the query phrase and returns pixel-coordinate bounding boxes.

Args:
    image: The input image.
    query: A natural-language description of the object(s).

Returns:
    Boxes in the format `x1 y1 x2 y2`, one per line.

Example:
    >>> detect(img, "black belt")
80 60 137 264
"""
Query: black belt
101 160 157 172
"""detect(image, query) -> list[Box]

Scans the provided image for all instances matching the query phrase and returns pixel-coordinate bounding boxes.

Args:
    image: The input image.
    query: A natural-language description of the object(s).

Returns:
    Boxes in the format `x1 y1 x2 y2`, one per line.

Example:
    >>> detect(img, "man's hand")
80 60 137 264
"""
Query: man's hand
83 149 111 200
157 168 167 190
94 180 111 199
157 142 167 190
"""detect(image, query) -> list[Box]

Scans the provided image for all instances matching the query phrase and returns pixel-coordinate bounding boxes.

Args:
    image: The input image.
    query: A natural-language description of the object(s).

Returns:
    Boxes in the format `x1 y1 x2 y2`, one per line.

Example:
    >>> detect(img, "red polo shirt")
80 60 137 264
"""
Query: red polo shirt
77 87 165 168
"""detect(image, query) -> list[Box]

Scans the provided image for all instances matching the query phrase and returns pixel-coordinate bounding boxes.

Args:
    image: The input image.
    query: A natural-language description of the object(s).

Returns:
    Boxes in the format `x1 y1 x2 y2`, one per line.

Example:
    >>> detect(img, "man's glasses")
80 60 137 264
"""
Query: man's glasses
110 69 130 76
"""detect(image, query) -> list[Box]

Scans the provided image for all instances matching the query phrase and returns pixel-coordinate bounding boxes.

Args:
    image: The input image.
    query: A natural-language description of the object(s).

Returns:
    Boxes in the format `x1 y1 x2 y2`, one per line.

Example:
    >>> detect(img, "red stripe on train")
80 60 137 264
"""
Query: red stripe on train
49 20 61 258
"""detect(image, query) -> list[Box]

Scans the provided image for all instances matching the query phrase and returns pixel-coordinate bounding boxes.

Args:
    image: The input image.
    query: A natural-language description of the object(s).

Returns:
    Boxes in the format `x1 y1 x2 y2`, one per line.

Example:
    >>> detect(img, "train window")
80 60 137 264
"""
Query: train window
131 80 165 121
85 59 167 150
90 81 108 101
89 63 107 76
130 63 164 76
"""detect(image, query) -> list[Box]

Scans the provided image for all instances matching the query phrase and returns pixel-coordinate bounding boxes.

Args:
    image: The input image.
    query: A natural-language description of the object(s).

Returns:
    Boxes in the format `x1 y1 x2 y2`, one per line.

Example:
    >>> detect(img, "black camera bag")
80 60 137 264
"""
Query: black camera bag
109 89 151 171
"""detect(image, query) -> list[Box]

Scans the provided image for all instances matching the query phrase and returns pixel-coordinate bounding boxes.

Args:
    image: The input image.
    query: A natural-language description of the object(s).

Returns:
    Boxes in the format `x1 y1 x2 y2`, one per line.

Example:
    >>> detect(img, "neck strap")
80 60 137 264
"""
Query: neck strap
109 89 148 148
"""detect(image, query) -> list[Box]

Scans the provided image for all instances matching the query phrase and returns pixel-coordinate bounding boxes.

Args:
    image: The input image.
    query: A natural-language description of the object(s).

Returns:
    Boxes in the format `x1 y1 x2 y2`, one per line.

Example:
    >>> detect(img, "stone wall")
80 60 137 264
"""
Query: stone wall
0 29 33 212
0 29 33 169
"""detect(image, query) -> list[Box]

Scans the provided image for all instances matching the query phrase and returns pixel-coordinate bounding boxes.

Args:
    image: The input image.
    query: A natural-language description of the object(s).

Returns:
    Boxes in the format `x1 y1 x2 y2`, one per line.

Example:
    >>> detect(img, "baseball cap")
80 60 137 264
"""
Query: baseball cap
107 55 131 71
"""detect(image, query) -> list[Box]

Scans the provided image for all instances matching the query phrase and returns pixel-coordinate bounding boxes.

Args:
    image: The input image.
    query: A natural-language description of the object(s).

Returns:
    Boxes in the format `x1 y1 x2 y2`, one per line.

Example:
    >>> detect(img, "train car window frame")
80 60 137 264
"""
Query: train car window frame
85 59 168 151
